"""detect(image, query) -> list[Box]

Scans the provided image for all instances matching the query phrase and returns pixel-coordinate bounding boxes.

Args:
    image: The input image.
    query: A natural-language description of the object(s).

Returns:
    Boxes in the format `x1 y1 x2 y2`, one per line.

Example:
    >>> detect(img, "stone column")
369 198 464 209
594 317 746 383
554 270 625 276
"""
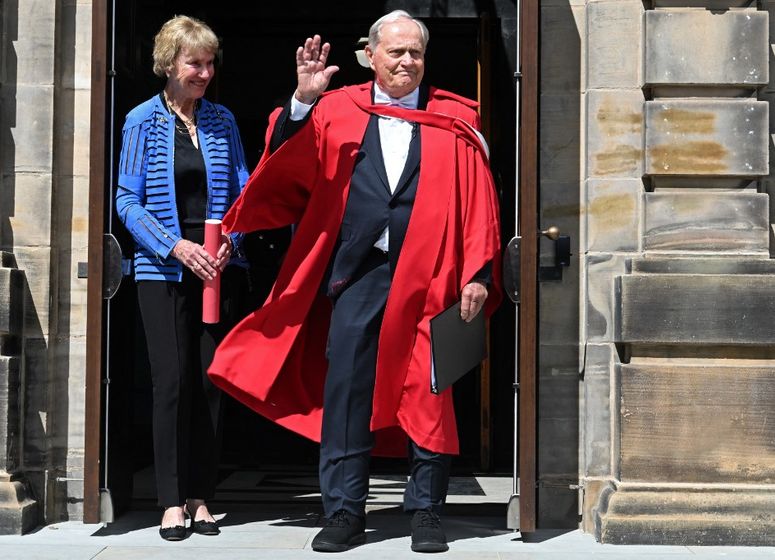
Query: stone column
580 0 645 535
0 254 37 533
0 0 93 526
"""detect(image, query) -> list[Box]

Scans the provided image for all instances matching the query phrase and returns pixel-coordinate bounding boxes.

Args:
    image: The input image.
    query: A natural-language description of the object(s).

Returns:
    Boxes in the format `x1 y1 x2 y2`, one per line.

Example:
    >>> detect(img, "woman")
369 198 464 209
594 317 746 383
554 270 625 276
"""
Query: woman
115 15 248 540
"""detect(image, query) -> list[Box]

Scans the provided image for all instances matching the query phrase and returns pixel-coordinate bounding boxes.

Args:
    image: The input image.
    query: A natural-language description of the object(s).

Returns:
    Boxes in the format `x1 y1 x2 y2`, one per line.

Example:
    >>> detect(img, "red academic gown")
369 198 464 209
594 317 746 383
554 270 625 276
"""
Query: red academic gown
208 82 502 456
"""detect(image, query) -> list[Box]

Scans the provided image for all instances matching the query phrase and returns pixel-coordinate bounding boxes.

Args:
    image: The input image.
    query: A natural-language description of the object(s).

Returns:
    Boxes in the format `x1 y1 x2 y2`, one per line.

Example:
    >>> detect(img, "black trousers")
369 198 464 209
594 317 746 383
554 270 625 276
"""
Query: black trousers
137 266 242 507
319 250 452 518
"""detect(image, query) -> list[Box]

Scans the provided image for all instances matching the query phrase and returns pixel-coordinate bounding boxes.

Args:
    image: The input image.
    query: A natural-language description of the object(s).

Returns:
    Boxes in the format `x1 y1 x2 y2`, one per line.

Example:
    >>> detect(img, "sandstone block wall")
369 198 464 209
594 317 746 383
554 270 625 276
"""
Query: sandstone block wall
576 0 775 545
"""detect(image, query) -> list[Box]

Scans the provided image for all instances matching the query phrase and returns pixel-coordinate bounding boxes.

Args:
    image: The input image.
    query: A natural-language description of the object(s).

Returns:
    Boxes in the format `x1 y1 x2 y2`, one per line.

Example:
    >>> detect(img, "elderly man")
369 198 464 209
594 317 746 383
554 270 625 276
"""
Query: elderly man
209 10 501 553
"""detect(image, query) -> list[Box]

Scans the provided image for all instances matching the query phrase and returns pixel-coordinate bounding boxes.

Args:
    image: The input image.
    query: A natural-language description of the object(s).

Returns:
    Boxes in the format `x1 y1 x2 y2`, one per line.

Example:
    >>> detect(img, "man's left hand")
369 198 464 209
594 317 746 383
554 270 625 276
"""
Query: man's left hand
460 281 488 323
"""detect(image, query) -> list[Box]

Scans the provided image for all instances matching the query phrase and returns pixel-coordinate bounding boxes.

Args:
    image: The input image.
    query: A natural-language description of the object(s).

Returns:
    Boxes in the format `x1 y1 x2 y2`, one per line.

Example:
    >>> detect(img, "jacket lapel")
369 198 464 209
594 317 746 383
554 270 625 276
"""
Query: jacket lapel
360 115 392 194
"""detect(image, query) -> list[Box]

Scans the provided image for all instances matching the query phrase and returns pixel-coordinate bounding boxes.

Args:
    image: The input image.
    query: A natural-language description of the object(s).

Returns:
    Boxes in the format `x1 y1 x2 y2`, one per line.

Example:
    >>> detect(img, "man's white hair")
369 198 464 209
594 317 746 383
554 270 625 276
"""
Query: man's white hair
367 10 429 50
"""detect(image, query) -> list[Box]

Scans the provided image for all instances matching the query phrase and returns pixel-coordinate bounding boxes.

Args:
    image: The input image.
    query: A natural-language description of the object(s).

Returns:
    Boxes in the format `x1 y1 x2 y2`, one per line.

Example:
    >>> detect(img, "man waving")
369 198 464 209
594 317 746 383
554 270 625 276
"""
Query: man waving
209 10 502 553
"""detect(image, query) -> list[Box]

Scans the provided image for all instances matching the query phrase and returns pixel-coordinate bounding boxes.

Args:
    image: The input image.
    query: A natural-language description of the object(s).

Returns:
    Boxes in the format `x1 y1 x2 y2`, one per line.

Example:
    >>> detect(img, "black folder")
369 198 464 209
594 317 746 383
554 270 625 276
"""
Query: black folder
429 301 487 394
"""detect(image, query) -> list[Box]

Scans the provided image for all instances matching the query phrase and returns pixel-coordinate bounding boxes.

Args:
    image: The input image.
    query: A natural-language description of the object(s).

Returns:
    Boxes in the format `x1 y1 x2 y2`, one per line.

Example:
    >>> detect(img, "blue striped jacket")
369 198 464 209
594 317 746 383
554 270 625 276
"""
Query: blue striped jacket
116 95 249 281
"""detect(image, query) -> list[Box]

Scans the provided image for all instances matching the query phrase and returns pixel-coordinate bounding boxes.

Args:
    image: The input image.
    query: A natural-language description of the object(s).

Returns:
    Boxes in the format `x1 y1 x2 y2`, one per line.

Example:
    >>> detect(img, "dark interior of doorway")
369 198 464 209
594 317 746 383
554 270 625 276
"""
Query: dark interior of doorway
106 1 516 514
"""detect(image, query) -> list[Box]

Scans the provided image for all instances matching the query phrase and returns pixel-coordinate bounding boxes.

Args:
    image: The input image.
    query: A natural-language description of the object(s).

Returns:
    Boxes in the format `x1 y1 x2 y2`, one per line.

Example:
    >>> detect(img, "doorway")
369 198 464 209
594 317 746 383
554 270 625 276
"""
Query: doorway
100 1 517 517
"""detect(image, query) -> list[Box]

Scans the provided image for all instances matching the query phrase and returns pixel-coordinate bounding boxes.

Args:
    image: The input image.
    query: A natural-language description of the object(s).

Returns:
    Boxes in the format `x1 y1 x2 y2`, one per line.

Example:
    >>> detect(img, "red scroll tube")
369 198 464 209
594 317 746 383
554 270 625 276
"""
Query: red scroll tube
203 219 222 324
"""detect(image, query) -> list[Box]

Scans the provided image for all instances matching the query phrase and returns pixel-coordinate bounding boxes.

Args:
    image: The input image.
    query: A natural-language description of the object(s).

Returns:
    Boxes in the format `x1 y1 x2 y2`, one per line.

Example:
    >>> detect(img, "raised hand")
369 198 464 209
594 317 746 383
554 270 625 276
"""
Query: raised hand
295 34 339 105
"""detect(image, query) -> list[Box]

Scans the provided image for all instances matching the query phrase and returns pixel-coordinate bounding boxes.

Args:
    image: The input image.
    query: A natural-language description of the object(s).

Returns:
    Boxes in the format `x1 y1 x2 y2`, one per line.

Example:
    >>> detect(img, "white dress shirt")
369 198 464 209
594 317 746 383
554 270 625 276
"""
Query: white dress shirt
289 84 420 253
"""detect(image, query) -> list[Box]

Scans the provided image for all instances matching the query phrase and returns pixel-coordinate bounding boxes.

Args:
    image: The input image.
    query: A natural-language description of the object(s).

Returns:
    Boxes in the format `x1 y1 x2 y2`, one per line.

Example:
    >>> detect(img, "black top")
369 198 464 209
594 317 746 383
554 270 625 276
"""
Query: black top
160 93 207 243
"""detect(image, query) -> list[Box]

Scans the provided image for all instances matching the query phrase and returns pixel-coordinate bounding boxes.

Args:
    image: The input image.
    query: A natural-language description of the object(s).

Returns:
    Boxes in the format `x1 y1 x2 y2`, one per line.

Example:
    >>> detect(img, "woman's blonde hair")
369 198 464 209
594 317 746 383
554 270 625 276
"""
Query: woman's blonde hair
152 15 219 77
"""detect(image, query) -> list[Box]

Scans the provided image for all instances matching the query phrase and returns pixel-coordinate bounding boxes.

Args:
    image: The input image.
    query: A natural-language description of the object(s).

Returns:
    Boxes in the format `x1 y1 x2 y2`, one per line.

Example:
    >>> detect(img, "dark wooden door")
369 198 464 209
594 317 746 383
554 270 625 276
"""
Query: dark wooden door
518 0 539 533
86 2 520 522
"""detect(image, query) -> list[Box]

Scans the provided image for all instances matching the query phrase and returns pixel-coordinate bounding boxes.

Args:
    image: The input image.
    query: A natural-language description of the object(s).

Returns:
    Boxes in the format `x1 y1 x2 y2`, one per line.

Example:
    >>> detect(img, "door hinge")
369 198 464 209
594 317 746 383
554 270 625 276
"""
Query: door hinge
103 233 123 299
502 236 521 303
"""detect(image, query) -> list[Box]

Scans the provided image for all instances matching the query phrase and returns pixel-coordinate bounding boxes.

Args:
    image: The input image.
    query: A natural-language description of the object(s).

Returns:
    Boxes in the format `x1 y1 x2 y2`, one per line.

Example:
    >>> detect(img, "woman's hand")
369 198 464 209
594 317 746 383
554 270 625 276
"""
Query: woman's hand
295 34 339 105
215 234 232 271
172 239 218 281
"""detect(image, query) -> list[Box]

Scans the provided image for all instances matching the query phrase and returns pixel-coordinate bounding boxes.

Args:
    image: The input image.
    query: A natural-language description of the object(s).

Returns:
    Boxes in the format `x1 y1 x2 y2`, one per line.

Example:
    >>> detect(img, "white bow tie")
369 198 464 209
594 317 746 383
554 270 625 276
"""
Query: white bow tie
374 89 418 110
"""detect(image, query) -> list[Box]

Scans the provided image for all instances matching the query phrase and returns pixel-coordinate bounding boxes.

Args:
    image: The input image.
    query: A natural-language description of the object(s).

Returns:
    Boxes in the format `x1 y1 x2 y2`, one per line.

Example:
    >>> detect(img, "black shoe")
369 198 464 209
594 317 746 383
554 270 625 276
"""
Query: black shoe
410 509 448 553
190 518 220 535
311 509 366 552
186 506 220 536
159 524 187 541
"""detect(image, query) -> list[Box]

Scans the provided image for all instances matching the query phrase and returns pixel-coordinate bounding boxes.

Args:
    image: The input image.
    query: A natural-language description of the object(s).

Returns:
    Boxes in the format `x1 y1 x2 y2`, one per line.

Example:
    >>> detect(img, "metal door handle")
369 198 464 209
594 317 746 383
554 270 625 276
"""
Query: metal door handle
539 226 571 281
541 226 560 240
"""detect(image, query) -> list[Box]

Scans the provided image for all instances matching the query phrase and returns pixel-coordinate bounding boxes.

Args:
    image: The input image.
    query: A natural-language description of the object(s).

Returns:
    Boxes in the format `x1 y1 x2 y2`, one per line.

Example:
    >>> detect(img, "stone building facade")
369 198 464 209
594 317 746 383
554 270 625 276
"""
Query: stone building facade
0 0 774 546
0 0 92 532
570 0 775 544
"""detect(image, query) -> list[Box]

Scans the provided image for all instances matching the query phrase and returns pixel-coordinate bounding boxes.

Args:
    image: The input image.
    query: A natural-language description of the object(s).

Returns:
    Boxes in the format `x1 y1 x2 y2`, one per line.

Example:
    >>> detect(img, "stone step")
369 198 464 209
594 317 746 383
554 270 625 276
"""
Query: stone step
606 489 775 516
601 514 775 546
597 488 775 545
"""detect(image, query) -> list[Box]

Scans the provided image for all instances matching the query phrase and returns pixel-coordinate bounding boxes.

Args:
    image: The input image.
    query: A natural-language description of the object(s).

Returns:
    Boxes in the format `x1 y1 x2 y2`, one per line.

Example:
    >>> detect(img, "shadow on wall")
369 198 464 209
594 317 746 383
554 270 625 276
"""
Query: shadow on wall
46 0 79 522
0 0 18 251
537 0 582 528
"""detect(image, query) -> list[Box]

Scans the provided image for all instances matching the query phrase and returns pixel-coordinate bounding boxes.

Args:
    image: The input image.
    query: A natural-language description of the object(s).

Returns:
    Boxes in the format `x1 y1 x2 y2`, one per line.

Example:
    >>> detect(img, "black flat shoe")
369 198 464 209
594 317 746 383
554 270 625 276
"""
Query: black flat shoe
159 525 187 541
186 505 220 536
190 518 220 536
